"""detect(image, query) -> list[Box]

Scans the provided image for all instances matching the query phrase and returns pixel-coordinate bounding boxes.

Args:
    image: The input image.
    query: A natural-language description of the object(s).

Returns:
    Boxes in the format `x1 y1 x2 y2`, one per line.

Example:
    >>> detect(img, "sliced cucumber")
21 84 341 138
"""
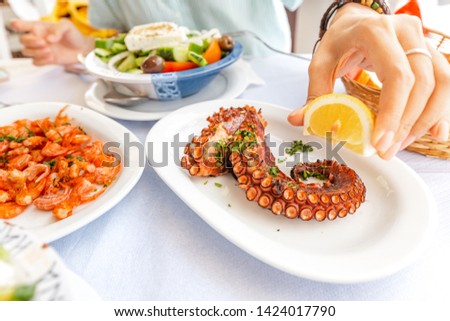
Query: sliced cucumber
95 38 114 50
135 56 146 67
188 42 203 55
94 48 112 58
111 43 127 54
173 45 189 62
188 51 208 67
127 68 144 74
156 48 174 61
114 33 127 44
139 49 155 57
117 53 136 72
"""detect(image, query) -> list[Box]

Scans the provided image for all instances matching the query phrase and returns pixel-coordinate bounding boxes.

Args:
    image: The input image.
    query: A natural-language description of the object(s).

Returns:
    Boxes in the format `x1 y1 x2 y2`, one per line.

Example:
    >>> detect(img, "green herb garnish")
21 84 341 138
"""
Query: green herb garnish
269 166 280 177
285 140 314 156
43 160 57 169
214 182 223 188
204 180 208 185
4 135 26 143
299 170 326 181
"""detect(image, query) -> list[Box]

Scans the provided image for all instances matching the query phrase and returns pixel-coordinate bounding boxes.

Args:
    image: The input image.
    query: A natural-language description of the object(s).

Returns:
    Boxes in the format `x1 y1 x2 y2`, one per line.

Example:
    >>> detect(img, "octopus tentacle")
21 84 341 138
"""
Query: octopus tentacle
181 105 366 221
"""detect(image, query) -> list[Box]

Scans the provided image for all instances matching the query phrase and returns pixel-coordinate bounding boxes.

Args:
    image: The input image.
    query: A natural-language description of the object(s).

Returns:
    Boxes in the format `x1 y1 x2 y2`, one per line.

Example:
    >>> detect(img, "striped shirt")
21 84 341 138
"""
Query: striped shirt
88 0 303 56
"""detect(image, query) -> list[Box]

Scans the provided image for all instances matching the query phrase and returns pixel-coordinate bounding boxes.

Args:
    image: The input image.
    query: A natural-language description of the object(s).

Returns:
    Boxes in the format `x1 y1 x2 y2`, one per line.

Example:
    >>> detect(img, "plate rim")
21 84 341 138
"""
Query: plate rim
145 98 438 284
0 102 145 243
84 59 250 121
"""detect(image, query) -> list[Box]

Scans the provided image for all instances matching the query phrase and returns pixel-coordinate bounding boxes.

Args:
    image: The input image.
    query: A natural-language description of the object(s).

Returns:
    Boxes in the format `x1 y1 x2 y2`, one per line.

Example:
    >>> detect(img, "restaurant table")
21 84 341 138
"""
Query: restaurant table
0 56 449 301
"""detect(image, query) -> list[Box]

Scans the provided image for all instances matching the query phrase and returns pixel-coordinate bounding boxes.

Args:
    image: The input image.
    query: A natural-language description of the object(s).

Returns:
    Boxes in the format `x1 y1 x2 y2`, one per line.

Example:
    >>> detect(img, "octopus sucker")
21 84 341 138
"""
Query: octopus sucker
181 105 366 221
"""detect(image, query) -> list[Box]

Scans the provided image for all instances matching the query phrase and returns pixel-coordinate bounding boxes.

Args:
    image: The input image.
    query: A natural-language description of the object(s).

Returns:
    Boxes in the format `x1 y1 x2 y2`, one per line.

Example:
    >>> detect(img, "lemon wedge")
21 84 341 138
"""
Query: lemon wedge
303 94 376 156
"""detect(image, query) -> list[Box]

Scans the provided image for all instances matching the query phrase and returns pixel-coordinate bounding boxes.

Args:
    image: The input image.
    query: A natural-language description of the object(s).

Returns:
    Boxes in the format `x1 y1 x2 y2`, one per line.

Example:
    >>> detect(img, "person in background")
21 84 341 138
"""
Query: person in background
9 0 450 160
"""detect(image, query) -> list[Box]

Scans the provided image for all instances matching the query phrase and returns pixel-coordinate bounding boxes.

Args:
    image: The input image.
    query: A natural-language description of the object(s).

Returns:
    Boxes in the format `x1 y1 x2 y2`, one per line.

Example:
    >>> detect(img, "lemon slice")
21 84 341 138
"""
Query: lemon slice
303 94 376 156
355 70 382 90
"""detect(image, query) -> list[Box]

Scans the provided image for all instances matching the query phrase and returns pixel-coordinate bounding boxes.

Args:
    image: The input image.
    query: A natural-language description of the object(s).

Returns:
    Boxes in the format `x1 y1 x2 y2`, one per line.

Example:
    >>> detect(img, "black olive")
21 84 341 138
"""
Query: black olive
218 35 234 51
141 55 165 73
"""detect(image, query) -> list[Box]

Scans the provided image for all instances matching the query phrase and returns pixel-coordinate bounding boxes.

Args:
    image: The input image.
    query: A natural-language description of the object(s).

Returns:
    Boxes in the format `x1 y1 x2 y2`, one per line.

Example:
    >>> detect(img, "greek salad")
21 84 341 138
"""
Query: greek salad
94 22 235 74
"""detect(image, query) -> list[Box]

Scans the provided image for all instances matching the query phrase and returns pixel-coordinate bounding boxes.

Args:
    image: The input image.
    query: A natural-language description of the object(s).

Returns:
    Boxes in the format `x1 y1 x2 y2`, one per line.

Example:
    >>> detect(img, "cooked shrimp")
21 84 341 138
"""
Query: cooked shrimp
0 202 26 219
0 107 121 219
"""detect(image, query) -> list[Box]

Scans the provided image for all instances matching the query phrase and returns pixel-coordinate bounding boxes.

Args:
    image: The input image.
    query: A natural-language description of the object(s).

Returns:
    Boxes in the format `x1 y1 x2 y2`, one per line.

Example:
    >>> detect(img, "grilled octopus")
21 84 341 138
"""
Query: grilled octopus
181 106 366 221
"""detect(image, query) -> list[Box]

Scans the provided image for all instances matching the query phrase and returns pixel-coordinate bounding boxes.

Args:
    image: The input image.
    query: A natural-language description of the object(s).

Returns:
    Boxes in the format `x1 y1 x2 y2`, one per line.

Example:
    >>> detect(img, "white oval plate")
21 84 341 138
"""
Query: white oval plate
1 103 144 243
145 99 437 283
84 59 251 121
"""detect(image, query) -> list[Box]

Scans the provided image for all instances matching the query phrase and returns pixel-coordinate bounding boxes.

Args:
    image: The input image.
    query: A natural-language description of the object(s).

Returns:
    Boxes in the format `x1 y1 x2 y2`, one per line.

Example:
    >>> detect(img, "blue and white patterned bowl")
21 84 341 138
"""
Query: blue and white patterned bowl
85 41 243 101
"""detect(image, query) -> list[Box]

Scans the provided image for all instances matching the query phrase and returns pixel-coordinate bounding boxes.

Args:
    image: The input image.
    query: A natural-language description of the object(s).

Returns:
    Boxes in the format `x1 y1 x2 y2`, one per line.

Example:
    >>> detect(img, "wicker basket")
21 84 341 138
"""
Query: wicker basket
341 27 450 159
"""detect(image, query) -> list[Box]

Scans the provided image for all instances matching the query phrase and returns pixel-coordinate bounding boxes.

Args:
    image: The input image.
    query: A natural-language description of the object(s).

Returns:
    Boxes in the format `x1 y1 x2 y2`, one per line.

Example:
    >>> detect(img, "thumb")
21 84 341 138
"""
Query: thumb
46 20 72 43
288 52 335 126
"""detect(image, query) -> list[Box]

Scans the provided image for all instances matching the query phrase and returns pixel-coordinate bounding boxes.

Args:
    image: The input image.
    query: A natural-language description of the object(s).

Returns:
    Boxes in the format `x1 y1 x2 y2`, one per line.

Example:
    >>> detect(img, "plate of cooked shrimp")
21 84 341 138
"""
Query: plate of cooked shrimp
0 102 144 242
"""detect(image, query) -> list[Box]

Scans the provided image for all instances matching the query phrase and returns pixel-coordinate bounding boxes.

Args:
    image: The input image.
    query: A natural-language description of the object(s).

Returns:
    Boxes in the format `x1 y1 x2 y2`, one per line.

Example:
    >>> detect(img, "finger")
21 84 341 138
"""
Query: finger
305 35 338 104
33 55 55 66
46 20 72 43
409 45 450 141
19 34 47 48
287 107 305 126
9 19 39 32
22 47 52 58
364 18 415 154
386 15 435 155
288 34 337 126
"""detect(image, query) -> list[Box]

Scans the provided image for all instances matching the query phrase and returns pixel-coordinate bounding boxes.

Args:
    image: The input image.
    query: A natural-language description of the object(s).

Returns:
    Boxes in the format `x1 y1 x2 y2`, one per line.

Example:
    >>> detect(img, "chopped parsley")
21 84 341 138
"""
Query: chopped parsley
269 166 280 177
277 158 286 163
2 135 26 143
43 160 57 169
228 204 231 208
285 140 313 156
214 182 223 188
298 170 326 181
76 156 84 162
230 130 257 153
26 127 35 137
204 180 208 185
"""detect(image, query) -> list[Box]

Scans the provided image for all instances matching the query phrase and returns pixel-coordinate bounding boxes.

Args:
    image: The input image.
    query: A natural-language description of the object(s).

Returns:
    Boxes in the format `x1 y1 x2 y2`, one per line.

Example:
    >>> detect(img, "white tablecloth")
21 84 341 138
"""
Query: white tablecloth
0 57 449 301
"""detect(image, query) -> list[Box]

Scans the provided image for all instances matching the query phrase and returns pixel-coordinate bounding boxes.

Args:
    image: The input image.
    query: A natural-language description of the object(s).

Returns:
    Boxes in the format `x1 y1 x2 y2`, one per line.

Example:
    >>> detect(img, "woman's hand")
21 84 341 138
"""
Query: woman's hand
288 3 450 160
10 19 94 66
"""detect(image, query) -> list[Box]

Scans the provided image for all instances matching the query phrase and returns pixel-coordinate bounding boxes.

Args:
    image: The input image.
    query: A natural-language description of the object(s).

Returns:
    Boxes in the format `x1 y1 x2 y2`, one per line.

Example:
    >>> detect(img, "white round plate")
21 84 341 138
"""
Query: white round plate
1 103 144 243
0 221 69 300
84 59 250 121
145 98 437 283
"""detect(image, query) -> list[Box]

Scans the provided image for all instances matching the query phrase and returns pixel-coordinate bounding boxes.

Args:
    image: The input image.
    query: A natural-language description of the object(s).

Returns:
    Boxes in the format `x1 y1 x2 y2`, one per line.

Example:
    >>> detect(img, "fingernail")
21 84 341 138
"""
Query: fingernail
375 130 395 154
436 121 449 142
371 129 386 147
400 135 416 150
381 141 401 160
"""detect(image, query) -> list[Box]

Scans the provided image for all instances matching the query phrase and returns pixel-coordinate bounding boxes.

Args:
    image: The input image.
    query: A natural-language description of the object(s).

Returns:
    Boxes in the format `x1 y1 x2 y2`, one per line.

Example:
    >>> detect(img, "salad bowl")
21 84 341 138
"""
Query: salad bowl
84 41 243 101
